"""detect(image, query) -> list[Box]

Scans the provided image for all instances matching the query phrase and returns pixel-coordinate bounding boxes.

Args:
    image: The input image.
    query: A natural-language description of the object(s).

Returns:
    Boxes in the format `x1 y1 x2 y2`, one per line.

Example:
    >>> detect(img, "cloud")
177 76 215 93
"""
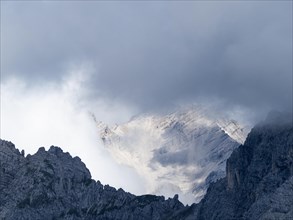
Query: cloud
1 1 291 202
1 67 145 195
2 1 292 117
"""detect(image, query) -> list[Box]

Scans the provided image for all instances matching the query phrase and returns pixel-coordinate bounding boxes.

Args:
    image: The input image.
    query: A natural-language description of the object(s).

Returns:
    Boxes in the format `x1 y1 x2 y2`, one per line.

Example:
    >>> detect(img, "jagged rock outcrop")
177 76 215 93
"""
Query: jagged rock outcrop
1 112 292 220
0 140 183 220
171 112 293 220
96 106 249 203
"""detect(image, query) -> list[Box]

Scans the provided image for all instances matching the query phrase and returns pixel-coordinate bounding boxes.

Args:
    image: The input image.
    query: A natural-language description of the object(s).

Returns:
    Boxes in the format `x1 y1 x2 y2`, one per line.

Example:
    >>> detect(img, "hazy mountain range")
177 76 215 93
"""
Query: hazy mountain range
95 106 250 203
0 111 292 219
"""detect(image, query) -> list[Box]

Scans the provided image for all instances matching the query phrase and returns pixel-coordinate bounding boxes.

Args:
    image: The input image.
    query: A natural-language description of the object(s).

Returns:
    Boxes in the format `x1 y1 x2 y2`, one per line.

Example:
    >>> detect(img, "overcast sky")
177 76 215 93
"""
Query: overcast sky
0 1 292 197
2 1 292 113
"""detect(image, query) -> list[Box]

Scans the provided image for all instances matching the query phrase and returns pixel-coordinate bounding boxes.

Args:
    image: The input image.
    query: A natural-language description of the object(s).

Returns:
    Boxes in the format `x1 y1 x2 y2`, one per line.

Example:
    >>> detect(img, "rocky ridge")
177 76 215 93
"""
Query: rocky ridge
170 111 293 219
96 106 249 203
0 112 292 220
0 140 183 220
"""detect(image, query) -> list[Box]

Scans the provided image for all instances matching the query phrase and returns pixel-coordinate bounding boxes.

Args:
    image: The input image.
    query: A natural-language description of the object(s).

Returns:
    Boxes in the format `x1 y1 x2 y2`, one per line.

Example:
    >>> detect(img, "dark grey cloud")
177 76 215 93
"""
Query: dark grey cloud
1 1 292 116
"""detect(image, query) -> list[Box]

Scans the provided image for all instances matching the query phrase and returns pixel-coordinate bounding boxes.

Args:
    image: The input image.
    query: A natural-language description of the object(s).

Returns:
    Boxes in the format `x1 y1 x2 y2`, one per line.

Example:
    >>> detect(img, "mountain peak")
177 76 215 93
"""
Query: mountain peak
95 106 250 204
1 112 292 219
0 139 184 219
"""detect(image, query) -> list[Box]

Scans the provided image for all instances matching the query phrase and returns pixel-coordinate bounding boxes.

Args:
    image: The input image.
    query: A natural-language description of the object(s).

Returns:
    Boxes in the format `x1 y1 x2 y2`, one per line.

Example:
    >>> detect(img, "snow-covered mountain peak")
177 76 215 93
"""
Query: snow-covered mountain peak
95 106 250 204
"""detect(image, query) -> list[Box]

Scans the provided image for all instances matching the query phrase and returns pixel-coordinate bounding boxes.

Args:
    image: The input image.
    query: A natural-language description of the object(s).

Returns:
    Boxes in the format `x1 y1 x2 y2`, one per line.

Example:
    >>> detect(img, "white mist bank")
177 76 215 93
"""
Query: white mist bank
1 70 145 196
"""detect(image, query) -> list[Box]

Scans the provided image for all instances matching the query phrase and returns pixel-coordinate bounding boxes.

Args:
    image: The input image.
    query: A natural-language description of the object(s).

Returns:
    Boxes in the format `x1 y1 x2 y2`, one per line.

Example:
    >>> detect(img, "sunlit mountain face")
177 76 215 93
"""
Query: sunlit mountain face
95 105 250 204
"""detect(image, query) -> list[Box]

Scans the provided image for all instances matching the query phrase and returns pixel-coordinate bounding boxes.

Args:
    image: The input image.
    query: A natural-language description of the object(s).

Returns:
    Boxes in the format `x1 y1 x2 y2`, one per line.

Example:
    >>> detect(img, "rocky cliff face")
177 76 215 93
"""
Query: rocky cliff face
171 112 293 220
1 112 292 220
0 140 183 220
96 106 249 203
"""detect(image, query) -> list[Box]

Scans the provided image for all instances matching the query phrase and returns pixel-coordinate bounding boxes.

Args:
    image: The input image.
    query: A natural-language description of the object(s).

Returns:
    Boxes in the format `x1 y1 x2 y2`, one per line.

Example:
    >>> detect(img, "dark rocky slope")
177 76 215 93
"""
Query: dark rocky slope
171 112 293 220
0 112 292 219
0 140 183 220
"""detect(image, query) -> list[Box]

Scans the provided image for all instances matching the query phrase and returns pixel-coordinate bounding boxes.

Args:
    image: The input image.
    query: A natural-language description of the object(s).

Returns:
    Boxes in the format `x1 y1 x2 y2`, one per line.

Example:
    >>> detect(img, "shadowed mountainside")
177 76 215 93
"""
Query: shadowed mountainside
0 112 292 219
170 112 293 220
0 140 183 220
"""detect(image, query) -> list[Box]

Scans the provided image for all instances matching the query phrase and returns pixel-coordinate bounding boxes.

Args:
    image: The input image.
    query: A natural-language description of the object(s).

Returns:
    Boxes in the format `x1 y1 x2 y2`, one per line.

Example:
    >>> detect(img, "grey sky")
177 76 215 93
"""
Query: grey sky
1 1 292 115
